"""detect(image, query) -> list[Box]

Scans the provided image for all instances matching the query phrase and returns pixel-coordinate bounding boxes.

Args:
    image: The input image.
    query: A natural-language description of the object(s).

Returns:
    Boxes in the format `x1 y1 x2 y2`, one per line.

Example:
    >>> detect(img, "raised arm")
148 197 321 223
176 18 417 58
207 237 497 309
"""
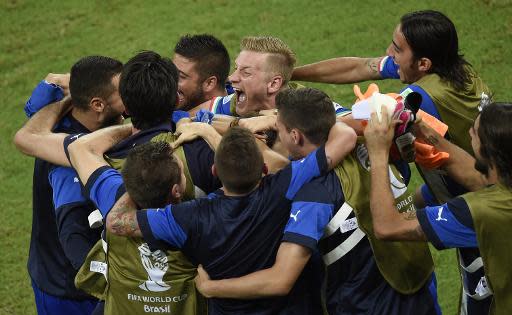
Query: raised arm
364 107 426 241
13 97 72 166
413 119 489 191
324 121 357 170
195 242 311 298
68 124 132 186
292 57 383 84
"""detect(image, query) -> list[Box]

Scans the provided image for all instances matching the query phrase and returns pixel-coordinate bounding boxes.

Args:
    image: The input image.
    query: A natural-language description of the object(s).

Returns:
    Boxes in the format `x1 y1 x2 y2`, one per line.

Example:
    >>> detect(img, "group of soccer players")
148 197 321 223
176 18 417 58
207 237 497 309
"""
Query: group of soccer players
13 9 512 315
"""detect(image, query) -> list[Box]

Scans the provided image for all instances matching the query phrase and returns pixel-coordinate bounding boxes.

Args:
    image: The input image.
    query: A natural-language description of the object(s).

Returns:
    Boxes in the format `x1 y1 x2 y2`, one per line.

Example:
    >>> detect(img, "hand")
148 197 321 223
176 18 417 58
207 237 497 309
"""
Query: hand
194 265 213 298
45 73 70 96
364 106 401 157
239 115 277 134
172 122 212 149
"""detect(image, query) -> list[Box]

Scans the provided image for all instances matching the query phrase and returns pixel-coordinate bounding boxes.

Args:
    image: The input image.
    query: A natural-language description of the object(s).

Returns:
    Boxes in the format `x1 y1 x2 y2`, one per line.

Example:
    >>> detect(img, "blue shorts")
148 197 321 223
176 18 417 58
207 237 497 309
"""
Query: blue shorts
31 280 98 315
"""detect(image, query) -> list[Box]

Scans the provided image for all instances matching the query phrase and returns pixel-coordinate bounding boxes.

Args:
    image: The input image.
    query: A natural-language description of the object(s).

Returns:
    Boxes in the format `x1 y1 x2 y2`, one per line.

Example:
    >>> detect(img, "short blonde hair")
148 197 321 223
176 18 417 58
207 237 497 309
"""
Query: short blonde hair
240 36 296 83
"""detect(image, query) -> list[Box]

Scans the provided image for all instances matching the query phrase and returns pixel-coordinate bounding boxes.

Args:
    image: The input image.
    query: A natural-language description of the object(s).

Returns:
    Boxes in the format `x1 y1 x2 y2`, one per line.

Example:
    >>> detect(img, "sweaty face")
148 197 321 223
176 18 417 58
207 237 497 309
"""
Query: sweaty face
173 54 206 111
229 50 272 116
385 24 424 84
102 74 125 127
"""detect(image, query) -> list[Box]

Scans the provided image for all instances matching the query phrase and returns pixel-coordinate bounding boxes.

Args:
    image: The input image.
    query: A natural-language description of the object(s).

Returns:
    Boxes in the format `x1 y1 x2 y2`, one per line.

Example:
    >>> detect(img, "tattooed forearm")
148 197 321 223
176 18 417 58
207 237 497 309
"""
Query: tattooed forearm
366 58 380 74
107 204 141 237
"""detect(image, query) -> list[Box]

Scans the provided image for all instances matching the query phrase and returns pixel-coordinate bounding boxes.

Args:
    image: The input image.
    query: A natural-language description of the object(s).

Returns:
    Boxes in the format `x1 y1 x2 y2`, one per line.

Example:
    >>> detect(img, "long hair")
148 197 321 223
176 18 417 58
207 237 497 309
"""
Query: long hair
400 10 471 91
478 102 512 188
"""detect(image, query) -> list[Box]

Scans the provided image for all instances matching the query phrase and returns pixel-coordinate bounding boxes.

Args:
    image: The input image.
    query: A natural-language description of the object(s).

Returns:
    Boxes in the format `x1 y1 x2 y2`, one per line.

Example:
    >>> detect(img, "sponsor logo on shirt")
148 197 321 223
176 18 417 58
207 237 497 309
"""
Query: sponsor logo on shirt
138 243 171 292
290 210 301 222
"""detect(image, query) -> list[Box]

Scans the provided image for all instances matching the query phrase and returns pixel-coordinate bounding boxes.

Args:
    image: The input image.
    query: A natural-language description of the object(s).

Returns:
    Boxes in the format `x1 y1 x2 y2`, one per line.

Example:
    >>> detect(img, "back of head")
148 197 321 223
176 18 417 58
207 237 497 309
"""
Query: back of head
400 10 470 90
122 141 182 208
70 56 123 110
240 36 296 84
477 102 512 188
214 127 263 194
120 51 178 130
174 34 230 89
276 87 335 145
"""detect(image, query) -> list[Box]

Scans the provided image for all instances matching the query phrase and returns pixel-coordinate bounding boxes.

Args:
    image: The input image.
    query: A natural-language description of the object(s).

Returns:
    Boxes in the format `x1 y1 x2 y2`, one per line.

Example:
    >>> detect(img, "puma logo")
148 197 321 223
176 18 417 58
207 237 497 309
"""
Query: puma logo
436 207 448 222
290 210 301 222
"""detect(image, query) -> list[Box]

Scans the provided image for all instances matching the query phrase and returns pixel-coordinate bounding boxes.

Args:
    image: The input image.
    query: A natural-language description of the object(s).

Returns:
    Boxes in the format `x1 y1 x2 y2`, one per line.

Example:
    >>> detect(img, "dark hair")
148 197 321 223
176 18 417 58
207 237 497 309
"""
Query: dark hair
120 51 179 130
400 10 471 91
276 88 335 145
477 102 512 188
69 56 123 110
174 34 230 89
121 141 182 208
214 127 263 194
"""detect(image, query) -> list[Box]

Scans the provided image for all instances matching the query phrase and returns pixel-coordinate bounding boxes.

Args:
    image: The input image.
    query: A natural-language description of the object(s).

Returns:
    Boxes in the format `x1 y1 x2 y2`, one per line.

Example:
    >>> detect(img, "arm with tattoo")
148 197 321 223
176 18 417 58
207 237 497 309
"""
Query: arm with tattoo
105 193 142 237
324 122 357 170
291 57 383 84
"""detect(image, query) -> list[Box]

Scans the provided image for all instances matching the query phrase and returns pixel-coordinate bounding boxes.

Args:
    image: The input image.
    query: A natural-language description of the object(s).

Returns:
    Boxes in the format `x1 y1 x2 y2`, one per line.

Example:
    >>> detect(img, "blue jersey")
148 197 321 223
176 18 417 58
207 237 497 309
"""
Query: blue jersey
417 198 492 313
282 170 440 315
26 85 99 301
137 147 328 315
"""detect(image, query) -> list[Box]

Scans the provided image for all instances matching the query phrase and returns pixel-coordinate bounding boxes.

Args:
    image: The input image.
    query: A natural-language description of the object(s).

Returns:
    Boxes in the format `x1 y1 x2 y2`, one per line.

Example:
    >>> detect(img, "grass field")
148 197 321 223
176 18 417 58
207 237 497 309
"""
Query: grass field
1 0 512 314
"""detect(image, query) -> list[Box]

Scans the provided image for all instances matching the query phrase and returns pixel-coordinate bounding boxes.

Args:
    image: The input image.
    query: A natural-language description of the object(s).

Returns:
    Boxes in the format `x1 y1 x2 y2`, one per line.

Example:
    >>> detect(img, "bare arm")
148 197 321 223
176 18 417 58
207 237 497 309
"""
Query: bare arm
324 122 358 170
413 120 489 191
256 139 289 174
13 97 72 166
105 193 142 237
172 122 222 151
68 124 132 186
195 242 311 298
292 57 383 84
364 108 427 241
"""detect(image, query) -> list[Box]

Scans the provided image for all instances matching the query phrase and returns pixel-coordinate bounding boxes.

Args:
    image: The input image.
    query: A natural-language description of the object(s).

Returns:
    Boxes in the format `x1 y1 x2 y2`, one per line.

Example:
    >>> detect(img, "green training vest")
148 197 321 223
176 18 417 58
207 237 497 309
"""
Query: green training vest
409 67 491 204
76 131 206 314
333 142 434 294
463 184 512 315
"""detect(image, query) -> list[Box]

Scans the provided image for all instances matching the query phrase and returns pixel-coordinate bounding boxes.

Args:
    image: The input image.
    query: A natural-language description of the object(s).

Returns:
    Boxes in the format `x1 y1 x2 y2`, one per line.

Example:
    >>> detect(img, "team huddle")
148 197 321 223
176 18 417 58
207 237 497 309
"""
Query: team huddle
13 9 512 315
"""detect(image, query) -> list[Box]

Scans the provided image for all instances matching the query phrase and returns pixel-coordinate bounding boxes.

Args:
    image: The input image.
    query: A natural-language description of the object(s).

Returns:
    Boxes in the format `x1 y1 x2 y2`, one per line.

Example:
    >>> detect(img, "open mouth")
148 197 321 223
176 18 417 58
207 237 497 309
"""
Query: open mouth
234 88 246 105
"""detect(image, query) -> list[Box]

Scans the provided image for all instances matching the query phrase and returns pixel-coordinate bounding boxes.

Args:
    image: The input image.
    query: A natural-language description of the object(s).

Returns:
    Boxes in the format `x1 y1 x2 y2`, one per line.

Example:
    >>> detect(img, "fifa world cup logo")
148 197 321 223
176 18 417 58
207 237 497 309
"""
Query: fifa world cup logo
138 243 171 292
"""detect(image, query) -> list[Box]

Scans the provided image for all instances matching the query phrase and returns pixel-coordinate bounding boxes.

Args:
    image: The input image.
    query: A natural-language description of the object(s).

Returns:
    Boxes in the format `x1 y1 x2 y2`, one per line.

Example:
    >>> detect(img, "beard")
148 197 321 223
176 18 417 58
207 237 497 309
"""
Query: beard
178 88 205 112
474 157 490 177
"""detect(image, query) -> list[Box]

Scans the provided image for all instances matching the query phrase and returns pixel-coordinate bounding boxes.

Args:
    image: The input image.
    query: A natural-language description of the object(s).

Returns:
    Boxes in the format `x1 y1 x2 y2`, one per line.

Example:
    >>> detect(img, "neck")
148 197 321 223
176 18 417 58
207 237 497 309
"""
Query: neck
222 181 260 197
71 107 101 132
206 87 228 100
295 142 320 160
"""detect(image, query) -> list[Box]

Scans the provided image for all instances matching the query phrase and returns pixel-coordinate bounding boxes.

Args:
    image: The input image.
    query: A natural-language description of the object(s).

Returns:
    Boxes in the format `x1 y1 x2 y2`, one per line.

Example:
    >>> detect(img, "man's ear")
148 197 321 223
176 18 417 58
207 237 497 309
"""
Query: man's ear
202 76 218 93
267 75 284 94
417 57 432 73
170 183 182 203
290 128 303 145
211 164 218 177
90 97 105 113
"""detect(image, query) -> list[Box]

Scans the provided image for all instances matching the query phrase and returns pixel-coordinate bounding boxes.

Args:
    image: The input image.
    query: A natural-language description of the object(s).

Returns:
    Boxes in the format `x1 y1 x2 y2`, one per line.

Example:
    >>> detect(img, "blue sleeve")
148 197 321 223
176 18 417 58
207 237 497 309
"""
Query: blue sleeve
24 80 64 117
49 166 87 208
84 166 126 216
49 166 100 270
417 197 477 249
136 205 188 249
210 94 234 115
63 133 87 165
399 85 441 119
283 183 333 250
379 56 400 79
285 145 328 199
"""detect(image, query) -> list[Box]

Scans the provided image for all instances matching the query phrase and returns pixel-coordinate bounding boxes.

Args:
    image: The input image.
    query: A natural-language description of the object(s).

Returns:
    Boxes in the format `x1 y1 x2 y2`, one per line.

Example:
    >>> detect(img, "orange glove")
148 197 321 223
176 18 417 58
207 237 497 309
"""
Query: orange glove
414 110 450 169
